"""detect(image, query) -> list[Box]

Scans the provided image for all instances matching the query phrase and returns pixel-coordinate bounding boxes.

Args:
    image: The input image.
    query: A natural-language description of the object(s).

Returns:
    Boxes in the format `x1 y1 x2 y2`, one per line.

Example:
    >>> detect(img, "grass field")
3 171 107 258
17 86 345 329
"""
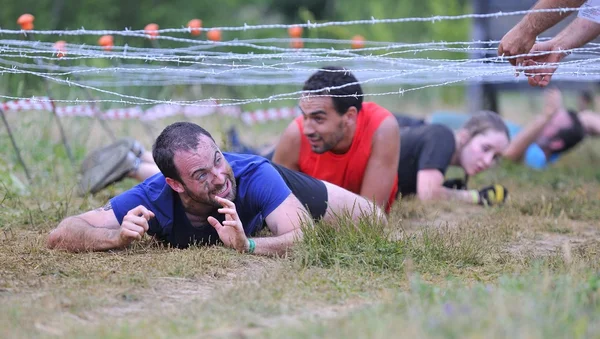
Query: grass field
2 89 600 338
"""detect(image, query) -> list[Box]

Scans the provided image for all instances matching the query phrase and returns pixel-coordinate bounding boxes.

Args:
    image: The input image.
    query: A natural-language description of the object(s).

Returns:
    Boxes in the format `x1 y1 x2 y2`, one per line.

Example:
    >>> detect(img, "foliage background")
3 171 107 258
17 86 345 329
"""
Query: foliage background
0 0 472 106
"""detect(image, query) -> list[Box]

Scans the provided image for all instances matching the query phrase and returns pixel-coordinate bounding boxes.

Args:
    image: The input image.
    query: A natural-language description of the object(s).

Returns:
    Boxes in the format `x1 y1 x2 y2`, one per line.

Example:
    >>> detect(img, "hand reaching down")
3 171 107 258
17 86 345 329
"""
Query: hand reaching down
207 196 250 253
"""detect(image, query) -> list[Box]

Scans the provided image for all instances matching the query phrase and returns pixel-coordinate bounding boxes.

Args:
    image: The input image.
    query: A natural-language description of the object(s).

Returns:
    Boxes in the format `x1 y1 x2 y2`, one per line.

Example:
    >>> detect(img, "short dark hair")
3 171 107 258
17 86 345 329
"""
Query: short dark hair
302 66 363 115
551 110 586 155
152 122 215 183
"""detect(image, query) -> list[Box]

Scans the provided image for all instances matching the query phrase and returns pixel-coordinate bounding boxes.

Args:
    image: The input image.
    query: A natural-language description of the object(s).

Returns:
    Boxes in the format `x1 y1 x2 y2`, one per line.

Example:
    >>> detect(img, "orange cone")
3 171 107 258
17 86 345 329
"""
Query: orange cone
188 19 202 36
207 29 221 41
98 35 114 52
17 14 34 30
144 23 159 40
351 35 365 49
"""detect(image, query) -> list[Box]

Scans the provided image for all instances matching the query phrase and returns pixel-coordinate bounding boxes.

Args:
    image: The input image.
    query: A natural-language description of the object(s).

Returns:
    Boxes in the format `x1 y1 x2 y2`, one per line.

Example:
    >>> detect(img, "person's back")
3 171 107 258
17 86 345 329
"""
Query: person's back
296 101 399 208
397 124 456 198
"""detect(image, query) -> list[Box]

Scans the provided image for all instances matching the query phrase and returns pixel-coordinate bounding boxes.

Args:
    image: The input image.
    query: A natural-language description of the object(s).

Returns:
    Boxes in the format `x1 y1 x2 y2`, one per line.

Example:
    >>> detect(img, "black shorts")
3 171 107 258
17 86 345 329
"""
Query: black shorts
270 162 328 221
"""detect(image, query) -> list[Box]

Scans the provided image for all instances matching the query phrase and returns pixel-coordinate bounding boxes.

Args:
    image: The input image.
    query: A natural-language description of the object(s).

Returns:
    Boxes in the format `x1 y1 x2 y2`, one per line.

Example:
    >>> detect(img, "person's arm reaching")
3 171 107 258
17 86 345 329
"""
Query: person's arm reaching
561 17 600 48
578 110 600 135
525 16 600 86
498 0 587 66
360 116 401 209
207 195 307 256
47 204 155 252
503 88 562 161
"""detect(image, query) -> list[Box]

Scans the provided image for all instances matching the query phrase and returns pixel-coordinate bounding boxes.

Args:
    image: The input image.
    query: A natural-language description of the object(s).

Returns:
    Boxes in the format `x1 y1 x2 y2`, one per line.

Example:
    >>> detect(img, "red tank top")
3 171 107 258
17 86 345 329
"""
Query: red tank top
296 102 399 212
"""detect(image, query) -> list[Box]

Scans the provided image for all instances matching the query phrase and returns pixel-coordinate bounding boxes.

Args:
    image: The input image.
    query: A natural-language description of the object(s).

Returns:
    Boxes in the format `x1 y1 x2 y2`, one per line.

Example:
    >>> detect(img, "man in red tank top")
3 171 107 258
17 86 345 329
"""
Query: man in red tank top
271 67 401 213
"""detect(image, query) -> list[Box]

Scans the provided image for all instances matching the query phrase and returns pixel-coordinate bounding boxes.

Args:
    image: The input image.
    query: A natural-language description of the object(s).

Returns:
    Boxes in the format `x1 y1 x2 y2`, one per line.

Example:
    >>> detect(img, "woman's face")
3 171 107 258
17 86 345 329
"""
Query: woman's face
459 129 509 176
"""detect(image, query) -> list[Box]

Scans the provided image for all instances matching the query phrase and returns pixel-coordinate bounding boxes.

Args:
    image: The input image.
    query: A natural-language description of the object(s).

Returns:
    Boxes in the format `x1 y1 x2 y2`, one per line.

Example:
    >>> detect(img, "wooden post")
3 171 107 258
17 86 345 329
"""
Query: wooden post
0 106 32 183
467 0 499 113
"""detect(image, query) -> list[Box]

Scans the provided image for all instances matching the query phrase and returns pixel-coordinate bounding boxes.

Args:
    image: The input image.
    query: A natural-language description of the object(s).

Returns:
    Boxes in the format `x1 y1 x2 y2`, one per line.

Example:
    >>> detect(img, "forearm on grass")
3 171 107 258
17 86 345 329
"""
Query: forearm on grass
47 216 123 252
249 229 303 257
419 187 479 205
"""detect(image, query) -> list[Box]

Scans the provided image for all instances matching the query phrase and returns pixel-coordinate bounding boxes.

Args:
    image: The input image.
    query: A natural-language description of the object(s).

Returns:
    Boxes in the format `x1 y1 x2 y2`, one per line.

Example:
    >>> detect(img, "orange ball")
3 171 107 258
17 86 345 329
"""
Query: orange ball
53 40 67 58
351 35 365 49
207 29 221 41
98 35 114 52
17 13 35 30
188 19 202 36
287 25 303 38
144 23 159 40
290 38 303 49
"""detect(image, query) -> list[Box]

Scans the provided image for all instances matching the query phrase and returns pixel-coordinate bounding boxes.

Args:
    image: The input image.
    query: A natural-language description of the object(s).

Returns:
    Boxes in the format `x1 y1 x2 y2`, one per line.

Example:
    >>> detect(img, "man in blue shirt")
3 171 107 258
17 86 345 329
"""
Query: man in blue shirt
47 122 384 256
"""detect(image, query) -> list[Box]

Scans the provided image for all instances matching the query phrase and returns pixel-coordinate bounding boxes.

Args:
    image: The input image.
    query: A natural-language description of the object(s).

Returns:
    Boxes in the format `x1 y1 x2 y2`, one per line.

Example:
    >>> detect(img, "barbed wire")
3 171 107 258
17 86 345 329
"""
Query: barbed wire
2 6 600 113
0 6 595 36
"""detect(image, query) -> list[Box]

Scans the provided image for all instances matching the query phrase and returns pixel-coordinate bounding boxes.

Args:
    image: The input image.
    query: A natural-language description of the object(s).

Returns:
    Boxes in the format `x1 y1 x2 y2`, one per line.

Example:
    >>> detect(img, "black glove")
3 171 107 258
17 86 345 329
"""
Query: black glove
443 178 467 190
477 184 508 206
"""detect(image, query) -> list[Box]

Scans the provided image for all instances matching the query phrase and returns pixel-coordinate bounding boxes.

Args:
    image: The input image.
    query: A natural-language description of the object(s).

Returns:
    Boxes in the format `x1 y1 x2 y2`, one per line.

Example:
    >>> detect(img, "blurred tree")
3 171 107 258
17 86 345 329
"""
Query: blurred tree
0 0 471 104
267 0 335 21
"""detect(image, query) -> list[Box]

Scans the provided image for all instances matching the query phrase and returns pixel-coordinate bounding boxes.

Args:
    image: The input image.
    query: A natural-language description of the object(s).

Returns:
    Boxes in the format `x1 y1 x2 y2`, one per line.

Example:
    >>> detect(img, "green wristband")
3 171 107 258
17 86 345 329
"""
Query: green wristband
470 190 480 204
247 239 256 254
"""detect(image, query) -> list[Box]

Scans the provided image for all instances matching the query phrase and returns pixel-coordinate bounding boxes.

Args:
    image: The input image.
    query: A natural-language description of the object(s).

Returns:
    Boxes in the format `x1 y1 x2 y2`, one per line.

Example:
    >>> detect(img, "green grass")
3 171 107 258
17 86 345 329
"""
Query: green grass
2 93 600 338
262 266 600 339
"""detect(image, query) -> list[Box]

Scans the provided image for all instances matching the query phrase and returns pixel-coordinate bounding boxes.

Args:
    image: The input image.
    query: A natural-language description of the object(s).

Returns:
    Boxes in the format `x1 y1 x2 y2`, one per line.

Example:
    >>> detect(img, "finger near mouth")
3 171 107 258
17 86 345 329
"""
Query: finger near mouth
214 180 230 198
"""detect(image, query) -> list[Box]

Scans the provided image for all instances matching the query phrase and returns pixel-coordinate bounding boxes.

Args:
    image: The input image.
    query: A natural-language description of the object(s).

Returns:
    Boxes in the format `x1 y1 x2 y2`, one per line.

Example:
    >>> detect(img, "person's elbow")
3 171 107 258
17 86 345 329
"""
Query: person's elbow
47 216 80 250
46 218 70 249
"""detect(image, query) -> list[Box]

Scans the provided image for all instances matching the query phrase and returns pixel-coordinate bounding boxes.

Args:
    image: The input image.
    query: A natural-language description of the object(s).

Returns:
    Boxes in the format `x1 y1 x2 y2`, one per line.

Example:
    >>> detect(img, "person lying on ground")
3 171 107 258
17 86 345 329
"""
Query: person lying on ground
394 111 510 205
230 66 401 213
229 111 512 206
49 122 385 256
79 66 401 214
396 88 596 170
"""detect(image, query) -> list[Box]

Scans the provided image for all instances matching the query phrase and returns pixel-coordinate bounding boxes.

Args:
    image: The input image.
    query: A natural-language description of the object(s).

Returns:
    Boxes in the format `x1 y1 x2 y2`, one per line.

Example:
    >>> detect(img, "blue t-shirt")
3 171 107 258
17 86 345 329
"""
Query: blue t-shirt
110 152 292 248
428 111 561 170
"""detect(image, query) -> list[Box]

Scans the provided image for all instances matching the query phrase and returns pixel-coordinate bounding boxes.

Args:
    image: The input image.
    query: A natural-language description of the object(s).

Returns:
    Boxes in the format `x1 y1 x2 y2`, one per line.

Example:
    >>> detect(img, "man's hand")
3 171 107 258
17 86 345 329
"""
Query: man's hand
521 40 569 87
119 205 155 246
498 25 538 68
207 196 249 252
476 185 509 206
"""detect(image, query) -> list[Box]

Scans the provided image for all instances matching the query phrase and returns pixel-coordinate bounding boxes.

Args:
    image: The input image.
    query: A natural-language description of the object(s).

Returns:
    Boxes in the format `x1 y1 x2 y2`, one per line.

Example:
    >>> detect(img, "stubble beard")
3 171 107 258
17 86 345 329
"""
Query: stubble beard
311 122 345 154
